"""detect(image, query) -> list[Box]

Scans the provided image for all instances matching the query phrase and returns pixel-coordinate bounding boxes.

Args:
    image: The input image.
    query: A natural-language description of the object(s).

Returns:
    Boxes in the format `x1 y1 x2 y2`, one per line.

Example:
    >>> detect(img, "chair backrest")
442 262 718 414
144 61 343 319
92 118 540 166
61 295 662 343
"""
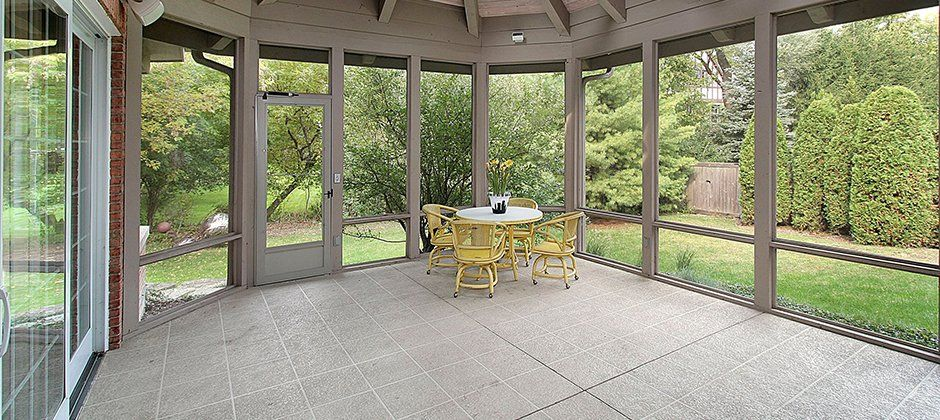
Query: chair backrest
535 211 584 250
508 197 538 209
422 204 457 235
451 219 506 260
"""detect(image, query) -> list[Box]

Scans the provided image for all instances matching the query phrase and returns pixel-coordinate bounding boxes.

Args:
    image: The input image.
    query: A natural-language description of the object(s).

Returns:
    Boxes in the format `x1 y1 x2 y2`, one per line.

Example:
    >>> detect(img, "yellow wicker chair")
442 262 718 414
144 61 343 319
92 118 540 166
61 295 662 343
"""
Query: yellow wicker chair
422 204 458 274
507 197 538 265
451 219 507 298
531 211 585 289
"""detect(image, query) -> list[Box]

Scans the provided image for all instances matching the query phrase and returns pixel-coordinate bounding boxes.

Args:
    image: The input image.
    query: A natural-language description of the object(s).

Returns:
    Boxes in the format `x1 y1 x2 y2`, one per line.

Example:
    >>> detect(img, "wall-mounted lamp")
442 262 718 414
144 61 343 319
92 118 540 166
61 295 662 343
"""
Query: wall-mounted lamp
511 32 525 44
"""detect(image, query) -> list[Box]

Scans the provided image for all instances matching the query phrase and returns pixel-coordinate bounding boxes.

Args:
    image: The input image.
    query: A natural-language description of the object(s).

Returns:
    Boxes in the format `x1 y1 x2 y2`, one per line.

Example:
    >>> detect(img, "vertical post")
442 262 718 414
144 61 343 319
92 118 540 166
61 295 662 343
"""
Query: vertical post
641 40 659 277
564 58 582 212
329 47 345 270
122 14 143 334
753 13 777 311
564 58 586 251
406 56 422 258
472 62 489 206
233 38 257 287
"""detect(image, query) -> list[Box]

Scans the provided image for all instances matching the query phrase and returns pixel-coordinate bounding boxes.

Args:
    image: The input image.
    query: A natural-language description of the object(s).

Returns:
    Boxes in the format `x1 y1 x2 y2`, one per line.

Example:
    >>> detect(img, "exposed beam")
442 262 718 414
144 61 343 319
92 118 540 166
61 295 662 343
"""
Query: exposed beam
541 0 570 36
257 0 279 5
597 0 626 23
465 0 480 37
378 0 398 23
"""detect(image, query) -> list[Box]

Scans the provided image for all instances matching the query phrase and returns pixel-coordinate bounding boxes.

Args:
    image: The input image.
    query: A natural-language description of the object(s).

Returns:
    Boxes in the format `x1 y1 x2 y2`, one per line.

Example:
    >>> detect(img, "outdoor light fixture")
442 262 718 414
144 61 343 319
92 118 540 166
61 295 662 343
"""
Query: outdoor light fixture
130 0 165 26
511 32 525 44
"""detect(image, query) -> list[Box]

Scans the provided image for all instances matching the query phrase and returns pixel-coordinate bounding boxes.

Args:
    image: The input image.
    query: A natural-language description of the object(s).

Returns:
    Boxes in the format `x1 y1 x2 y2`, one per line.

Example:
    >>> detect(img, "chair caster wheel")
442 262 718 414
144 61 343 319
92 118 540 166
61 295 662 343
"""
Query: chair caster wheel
488 293 493 298
453 292 458 298
532 279 538 285
427 270 432 275
565 284 571 289
525 262 529 267
575 275 579 281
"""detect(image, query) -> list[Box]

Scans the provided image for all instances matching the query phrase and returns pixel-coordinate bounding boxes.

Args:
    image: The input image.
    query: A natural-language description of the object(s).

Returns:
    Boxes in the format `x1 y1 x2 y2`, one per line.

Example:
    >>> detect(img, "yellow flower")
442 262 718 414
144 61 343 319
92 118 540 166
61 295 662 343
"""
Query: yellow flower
504 159 514 167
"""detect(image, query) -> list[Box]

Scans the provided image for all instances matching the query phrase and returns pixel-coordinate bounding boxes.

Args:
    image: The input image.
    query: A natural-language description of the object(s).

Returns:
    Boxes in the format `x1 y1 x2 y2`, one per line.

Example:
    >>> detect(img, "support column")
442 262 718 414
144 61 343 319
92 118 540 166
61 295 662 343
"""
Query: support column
234 38 258 287
472 62 489 206
121 14 142 336
753 13 777 311
406 55 422 258
564 58 586 251
329 47 345 270
564 58 582 212
641 40 659 277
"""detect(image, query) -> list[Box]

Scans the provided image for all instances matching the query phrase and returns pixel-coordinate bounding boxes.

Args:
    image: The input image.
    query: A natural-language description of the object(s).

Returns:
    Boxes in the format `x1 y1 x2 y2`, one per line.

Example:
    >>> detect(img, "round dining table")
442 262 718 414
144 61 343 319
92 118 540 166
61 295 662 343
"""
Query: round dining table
455 206 543 280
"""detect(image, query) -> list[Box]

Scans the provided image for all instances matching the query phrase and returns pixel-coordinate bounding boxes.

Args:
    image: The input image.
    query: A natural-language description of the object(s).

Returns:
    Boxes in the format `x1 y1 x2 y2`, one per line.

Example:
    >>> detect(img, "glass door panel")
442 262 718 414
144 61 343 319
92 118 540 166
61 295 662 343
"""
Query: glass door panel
265 104 325 248
257 97 332 284
2 0 69 417
69 35 93 360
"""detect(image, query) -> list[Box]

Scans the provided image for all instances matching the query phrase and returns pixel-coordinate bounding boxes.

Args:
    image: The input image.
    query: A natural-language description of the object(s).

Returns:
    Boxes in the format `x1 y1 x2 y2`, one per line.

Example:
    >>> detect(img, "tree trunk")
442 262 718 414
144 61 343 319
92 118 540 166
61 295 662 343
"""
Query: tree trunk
266 177 302 219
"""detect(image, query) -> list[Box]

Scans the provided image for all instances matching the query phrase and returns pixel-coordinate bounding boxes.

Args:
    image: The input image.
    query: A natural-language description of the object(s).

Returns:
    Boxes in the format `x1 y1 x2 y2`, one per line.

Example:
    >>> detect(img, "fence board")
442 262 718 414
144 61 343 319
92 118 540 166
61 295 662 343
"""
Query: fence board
685 162 740 216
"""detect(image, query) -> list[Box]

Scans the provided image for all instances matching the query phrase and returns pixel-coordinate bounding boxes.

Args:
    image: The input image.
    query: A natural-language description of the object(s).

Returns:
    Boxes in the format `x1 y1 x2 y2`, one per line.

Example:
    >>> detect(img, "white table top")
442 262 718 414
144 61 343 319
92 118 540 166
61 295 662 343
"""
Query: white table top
456 206 543 224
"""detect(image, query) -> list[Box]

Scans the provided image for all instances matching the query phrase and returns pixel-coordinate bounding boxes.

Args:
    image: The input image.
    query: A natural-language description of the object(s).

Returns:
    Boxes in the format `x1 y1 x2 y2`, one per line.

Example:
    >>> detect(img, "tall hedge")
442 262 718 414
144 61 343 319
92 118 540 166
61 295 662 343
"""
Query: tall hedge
791 94 837 231
823 103 860 233
739 118 790 225
850 86 937 246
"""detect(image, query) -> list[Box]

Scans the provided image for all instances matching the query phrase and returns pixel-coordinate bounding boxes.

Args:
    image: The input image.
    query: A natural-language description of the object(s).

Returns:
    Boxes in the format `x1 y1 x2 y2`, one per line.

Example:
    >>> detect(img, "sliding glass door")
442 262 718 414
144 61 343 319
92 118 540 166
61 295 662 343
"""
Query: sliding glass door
2 1 110 417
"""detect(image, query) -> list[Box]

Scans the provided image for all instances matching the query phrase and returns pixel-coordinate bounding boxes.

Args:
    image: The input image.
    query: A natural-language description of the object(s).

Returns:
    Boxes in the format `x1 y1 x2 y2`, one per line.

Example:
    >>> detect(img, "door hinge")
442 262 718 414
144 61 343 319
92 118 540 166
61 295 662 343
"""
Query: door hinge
325 189 333 199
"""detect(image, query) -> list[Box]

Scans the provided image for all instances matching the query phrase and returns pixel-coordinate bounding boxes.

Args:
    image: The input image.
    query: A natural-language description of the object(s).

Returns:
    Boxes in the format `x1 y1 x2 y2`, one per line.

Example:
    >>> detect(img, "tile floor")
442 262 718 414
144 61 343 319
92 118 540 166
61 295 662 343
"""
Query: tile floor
81 258 939 419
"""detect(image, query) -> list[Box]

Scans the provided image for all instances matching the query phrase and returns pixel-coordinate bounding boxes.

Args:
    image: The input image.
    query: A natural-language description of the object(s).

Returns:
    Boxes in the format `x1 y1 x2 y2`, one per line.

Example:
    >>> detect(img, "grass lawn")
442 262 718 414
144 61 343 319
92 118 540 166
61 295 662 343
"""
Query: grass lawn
4 272 64 317
343 221 407 266
586 213 939 348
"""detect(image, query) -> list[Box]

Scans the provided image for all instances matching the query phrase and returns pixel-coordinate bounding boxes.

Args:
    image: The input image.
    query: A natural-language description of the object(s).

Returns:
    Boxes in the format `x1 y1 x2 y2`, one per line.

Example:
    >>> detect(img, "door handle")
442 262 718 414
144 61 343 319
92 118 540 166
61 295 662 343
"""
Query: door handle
0 287 10 357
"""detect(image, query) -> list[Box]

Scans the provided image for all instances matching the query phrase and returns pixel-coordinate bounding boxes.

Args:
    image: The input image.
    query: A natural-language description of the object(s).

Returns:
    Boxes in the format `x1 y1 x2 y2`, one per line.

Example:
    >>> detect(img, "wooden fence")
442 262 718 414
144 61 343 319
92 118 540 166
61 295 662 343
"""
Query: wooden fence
685 162 740 216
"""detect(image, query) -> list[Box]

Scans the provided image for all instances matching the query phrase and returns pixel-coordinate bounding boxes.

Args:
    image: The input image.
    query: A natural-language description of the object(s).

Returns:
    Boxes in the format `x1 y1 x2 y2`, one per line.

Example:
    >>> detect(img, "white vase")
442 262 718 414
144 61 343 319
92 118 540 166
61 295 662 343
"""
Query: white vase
489 193 511 214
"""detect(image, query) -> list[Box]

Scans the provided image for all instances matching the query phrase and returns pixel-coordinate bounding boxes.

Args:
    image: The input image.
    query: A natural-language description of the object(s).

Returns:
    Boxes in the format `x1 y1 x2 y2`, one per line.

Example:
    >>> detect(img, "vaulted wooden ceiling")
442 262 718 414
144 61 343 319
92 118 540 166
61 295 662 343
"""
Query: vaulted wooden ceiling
426 0 597 17
254 0 628 38
385 0 628 37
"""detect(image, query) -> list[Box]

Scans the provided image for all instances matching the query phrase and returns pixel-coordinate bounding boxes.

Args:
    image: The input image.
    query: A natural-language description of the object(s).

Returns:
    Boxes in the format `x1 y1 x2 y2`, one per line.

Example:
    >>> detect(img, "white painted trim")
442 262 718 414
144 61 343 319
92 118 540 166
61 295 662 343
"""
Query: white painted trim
75 0 121 36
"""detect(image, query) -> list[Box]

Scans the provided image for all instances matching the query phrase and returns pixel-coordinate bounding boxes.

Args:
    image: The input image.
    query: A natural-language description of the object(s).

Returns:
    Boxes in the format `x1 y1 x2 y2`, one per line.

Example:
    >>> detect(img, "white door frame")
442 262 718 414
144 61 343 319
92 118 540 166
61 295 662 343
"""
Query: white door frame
255 94 334 284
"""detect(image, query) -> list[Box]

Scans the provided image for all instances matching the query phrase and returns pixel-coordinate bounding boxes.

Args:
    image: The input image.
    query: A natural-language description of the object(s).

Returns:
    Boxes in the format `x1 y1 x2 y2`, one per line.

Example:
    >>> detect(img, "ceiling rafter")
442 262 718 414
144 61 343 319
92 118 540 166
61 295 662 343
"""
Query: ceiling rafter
465 0 480 37
541 0 570 36
379 0 399 23
597 0 625 23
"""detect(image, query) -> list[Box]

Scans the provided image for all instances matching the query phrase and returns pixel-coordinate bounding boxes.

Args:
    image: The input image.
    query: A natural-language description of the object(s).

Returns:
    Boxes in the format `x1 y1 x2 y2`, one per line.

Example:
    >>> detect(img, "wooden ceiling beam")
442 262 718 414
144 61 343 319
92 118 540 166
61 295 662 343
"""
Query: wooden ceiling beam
378 0 398 23
541 0 570 36
465 0 480 37
597 0 626 23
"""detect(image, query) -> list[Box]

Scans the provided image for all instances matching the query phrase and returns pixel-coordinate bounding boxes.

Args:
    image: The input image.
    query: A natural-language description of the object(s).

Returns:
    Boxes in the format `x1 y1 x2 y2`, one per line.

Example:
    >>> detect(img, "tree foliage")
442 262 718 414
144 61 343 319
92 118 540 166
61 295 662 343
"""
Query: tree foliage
823 103 860 233
739 117 789 225
420 72 473 209
488 73 565 206
342 66 408 219
791 93 837 231
584 64 643 214
780 13 939 125
261 60 330 220
140 53 231 226
850 86 937 246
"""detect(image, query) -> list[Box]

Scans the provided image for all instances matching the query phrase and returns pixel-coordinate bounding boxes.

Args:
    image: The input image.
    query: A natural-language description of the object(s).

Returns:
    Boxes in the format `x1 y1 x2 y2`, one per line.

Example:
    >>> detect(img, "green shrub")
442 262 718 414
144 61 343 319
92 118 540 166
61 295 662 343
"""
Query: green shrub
850 86 937 246
738 117 790 225
739 120 755 224
823 103 860 233
791 93 837 231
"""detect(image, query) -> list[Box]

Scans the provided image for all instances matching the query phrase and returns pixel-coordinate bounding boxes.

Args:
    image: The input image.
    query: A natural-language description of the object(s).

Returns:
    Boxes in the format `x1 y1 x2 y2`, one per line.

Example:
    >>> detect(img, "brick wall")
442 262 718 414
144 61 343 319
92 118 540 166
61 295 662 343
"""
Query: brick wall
99 0 127 349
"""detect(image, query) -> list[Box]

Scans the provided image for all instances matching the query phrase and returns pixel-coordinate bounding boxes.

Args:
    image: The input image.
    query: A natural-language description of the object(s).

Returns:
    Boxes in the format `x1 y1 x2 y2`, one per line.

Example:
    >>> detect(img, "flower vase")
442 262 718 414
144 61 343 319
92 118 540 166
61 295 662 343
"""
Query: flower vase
489 193 511 214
